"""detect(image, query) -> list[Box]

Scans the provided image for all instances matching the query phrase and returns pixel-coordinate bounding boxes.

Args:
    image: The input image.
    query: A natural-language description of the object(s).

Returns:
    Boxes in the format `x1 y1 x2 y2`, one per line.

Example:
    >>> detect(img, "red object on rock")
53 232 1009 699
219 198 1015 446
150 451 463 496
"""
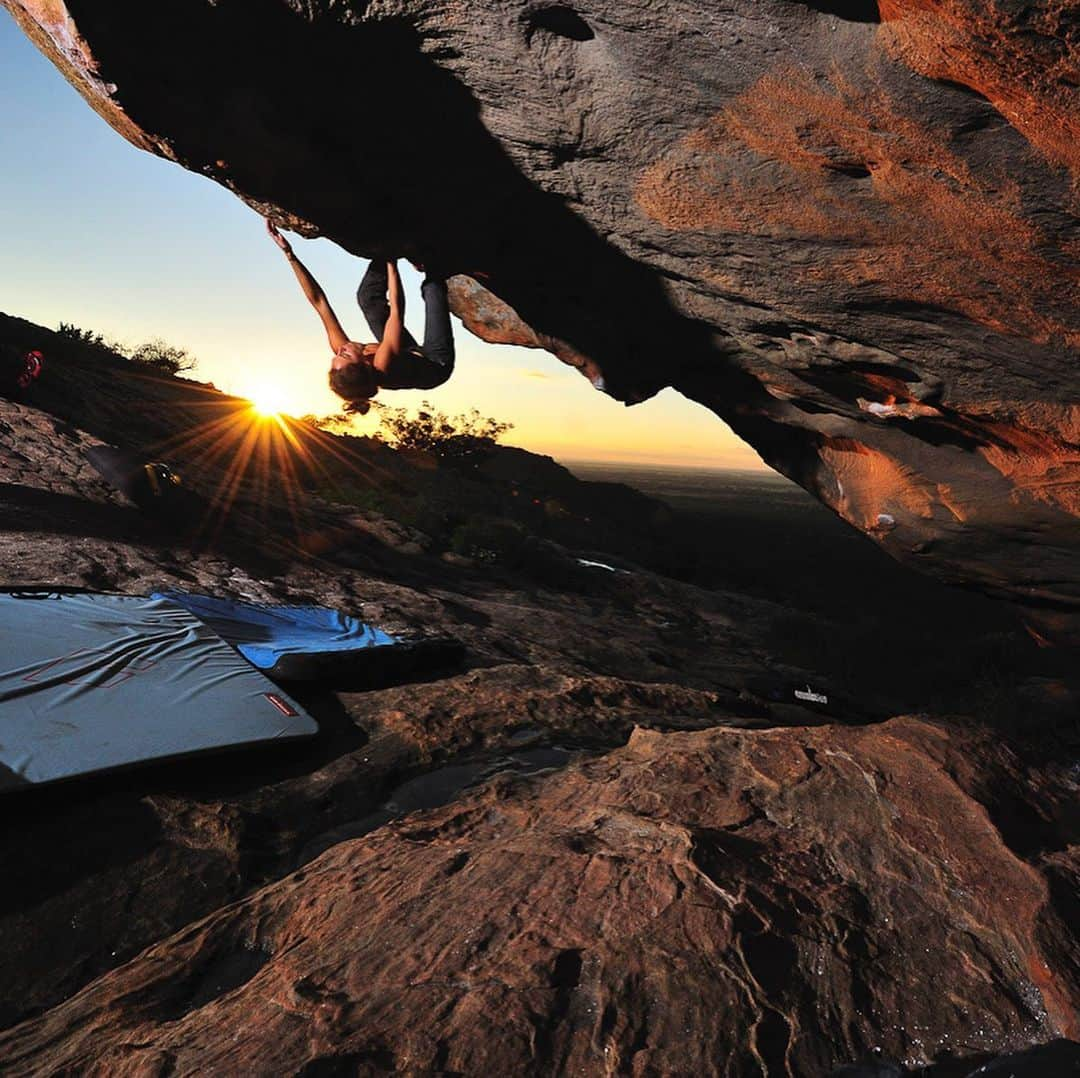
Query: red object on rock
16 350 43 389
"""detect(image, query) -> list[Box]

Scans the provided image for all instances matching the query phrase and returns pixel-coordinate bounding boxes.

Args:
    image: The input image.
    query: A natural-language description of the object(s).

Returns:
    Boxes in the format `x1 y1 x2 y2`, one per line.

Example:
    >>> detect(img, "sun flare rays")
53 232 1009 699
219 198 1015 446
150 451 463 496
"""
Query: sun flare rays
141 391 393 549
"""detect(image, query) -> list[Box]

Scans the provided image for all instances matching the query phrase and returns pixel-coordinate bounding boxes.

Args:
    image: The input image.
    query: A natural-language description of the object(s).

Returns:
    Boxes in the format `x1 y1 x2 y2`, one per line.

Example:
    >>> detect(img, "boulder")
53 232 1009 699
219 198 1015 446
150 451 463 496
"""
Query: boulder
2 718 1077 1075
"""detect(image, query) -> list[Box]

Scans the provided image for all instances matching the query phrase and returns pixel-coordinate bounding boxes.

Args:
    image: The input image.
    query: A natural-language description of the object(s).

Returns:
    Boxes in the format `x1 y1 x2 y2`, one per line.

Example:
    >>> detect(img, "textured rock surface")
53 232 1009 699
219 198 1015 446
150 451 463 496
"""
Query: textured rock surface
3 0 1079 639
3 719 1079 1076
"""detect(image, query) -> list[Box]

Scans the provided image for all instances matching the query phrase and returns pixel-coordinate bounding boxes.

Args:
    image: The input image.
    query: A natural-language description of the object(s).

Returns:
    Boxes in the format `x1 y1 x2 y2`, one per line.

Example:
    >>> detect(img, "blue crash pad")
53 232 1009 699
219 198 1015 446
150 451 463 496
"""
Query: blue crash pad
0 592 317 790
152 592 398 673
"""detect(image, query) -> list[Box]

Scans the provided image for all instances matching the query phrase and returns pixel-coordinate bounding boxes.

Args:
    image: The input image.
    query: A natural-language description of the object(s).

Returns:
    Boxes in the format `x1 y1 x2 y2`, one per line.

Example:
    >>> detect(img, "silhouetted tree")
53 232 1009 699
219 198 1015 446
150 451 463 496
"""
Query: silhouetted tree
56 322 198 375
56 322 106 348
378 402 512 459
127 338 197 374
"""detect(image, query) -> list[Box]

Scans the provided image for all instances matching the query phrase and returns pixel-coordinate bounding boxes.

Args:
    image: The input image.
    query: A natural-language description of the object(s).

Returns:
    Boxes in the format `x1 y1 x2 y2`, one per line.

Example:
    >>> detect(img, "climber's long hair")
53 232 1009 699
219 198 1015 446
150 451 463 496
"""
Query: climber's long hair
328 360 378 415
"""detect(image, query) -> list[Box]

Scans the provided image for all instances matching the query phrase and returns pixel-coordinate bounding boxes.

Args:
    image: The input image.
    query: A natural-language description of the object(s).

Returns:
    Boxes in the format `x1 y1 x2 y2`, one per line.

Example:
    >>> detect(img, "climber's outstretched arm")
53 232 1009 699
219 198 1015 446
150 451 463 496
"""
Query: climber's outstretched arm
373 260 406 373
267 218 348 353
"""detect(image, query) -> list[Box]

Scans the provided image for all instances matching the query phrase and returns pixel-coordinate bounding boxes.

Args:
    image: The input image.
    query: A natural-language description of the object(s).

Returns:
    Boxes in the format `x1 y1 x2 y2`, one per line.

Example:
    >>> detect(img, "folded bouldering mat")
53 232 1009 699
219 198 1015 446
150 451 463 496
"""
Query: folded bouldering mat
83 444 201 522
0 591 317 791
152 590 463 685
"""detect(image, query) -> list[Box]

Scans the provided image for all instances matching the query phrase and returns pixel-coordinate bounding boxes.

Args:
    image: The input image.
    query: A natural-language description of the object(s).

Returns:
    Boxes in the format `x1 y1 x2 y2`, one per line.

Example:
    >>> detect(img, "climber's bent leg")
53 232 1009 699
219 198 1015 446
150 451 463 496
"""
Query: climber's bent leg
420 275 455 372
356 260 391 340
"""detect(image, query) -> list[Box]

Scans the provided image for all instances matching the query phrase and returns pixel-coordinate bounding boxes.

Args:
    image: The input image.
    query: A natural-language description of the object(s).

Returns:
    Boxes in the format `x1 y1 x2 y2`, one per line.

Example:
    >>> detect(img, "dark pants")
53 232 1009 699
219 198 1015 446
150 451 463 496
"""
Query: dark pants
357 262 455 390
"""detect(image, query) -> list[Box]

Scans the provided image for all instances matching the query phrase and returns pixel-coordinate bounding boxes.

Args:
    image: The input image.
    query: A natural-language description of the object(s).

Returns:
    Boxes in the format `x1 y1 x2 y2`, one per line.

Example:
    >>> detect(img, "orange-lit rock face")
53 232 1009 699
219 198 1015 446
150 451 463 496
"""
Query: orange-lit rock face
878 0 1080 178
447 276 605 386
3 0 1078 638
2 0 154 152
637 65 1078 349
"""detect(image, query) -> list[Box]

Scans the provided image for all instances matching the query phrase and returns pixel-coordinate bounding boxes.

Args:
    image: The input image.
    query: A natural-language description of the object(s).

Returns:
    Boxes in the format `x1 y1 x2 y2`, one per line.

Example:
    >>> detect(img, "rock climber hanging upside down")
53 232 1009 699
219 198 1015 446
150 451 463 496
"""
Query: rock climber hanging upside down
266 219 455 415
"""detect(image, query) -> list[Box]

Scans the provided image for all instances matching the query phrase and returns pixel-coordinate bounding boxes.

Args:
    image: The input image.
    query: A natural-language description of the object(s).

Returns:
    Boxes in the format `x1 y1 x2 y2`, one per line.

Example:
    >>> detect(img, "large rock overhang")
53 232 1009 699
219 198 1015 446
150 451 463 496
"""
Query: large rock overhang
5 0 1079 641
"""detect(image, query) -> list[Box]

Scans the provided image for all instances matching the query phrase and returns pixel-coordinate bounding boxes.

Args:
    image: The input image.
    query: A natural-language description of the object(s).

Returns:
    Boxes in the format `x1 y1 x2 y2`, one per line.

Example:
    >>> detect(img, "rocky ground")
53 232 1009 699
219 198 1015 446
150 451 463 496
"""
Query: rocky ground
1 323 1078 1075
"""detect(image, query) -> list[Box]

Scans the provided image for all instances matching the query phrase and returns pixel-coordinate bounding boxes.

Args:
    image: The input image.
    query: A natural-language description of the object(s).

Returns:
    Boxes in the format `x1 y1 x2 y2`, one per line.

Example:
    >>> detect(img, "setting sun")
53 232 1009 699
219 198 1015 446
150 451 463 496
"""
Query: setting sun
246 383 289 418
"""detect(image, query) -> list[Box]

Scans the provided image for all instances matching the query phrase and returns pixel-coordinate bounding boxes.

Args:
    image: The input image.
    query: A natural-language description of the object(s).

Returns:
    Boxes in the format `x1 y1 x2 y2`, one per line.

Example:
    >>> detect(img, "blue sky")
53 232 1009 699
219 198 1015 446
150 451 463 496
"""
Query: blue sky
0 9 764 468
